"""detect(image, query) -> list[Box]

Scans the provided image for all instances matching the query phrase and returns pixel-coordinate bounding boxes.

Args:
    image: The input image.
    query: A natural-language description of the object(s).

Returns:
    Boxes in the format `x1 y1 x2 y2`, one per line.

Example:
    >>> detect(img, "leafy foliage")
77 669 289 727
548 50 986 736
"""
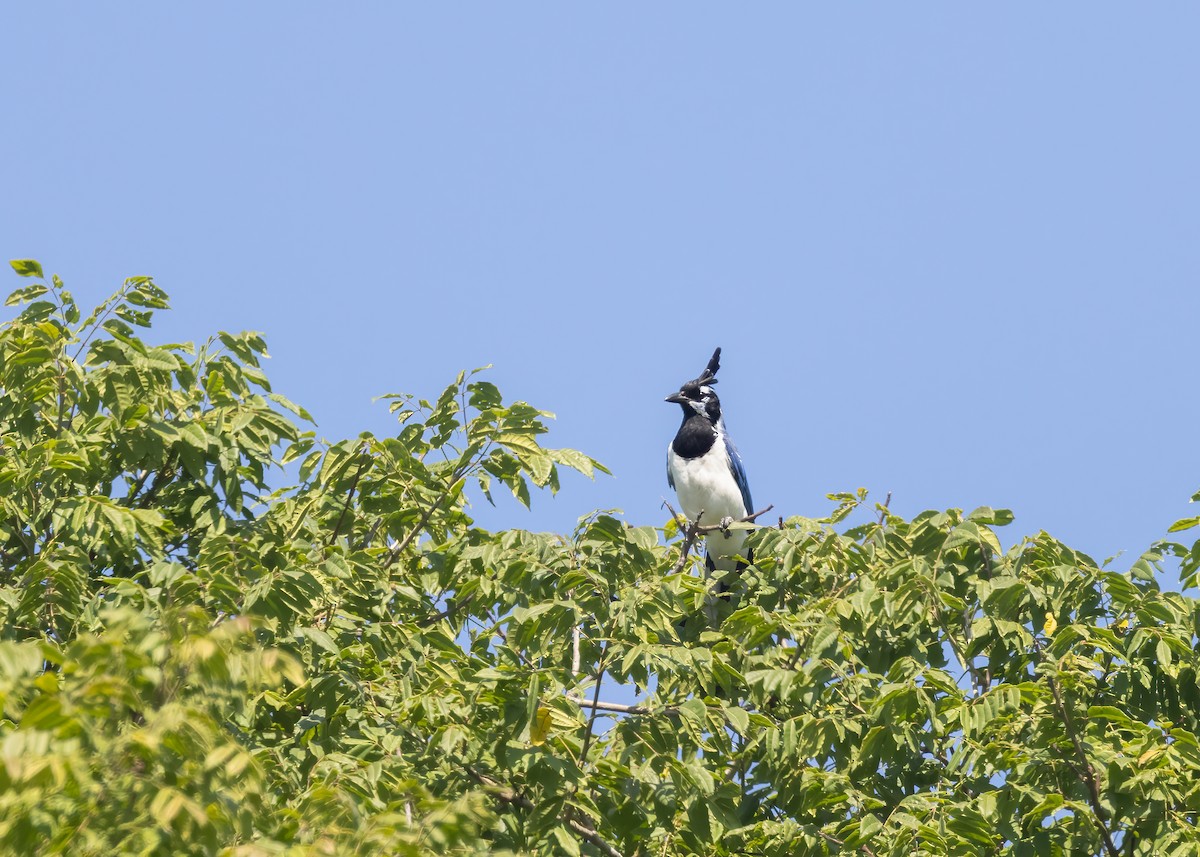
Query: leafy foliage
3 260 1200 856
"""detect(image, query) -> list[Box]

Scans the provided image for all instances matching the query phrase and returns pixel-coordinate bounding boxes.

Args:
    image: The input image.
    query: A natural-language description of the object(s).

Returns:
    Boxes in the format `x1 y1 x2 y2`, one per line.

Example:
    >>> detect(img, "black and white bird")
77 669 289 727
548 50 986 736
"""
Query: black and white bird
665 347 754 578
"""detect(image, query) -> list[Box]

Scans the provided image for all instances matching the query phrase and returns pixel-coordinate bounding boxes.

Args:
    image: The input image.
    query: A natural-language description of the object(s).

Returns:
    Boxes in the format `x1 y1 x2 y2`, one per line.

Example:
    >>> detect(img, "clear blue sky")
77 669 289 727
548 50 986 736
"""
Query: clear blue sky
4 6 1198 573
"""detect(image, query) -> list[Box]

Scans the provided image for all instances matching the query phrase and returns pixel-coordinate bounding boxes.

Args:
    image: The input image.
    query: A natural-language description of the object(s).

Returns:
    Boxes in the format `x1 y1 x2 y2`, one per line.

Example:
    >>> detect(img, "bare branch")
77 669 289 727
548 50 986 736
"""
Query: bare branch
694 504 775 534
663 501 774 575
567 694 646 715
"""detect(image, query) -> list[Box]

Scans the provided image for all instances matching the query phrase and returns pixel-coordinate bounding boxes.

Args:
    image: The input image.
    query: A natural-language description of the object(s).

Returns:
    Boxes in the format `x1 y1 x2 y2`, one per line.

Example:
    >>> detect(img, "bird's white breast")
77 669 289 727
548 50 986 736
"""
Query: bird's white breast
667 442 749 566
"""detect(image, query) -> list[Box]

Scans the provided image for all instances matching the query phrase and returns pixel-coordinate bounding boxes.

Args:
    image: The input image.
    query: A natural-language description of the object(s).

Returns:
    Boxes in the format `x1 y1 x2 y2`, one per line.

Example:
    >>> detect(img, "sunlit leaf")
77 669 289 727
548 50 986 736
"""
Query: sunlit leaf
9 259 44 278
530 705 553 746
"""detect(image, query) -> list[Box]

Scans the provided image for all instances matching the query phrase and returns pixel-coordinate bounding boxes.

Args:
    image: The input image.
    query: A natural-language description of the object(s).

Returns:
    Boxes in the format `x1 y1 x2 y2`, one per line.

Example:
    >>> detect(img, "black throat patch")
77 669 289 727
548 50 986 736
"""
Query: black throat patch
672 413 717 459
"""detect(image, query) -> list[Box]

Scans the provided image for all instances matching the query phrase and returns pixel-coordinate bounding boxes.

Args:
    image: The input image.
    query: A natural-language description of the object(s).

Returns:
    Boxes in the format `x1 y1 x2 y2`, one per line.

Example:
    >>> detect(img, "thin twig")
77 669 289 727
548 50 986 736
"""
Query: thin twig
579 640 610 765
71 287 127 362
663 501 704 574
321 451 371 628
662 501 775 574
877 491 892 526
466 767 625 857
382 424 499 569
416 594 474 628
329 445 372 546
820 829 877 857
382 480 462 569
488 618 533 668
358 516 383 551
136 459 177 509
54 355 68 437
123 469 152 505
1033 636 1120 857
694 504 775 534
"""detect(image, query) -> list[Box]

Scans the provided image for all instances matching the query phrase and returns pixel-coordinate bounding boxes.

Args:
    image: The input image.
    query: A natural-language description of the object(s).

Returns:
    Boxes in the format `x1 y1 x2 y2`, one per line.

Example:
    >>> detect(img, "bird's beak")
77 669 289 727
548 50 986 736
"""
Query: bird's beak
665 392 687 404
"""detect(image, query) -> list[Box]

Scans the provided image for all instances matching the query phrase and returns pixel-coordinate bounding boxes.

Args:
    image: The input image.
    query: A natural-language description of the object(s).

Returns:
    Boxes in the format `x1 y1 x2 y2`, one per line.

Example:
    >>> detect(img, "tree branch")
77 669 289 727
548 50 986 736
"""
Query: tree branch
1033 636 1120 857
54 354 69 436
329 445 371 546
820 829 876 857
358 516 383 551
567 694 646 715
416 594 474 628
382 479 462 570
664 501 704 575
123 469 152 505
694 504 775 534
466 767 625 857
382 434 498 569
136 458 177 509
579 639 610 765
662 501 774 575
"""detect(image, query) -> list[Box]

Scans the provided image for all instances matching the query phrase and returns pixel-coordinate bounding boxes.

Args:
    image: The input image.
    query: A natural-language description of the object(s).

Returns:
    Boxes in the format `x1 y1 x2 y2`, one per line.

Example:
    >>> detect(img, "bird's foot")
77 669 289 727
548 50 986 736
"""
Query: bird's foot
719 515 734 534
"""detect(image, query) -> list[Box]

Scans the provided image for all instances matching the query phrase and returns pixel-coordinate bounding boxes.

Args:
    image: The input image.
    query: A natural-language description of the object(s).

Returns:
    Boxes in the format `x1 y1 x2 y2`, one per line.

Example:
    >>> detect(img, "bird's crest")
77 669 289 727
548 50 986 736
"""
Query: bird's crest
693 346 721 388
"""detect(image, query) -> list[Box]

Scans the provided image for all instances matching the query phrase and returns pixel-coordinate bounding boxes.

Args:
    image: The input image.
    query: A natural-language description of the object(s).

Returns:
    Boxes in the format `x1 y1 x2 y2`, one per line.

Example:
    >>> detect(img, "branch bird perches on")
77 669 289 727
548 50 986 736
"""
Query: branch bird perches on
663 500 775 576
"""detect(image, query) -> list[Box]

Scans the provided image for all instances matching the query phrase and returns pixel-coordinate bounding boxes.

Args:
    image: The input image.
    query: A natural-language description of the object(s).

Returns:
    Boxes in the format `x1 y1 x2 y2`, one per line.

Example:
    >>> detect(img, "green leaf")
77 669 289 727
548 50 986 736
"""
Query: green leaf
857 813 883 843
548 447 610 478
511 602 557 624
296 627 340 656
525 672 542 739
522 451 554 488
9 259 44 278
1088 705 1134 728
724 703 750 736
1156 637 1173 667
677 698 707 727
10 345 52 365
19 694 68 729
4 283 48 305
686 800 712 844
967 506 1014 526
549 826 581 857
1022 791 1064 823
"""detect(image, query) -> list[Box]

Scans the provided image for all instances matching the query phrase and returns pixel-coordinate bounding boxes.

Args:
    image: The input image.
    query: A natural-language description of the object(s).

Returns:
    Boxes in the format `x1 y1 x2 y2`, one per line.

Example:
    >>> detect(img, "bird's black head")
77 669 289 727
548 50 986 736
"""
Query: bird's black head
665 347 723 423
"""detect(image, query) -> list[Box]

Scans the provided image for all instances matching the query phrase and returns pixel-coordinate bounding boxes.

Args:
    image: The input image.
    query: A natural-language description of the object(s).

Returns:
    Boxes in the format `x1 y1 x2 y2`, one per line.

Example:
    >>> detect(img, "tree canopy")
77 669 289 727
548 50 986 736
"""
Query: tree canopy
2 260 1200 856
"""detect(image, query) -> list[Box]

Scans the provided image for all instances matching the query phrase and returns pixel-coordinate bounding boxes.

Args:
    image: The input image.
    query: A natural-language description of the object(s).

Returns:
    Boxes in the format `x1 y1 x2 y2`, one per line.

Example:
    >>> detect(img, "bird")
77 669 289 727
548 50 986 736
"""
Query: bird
665 347 754 585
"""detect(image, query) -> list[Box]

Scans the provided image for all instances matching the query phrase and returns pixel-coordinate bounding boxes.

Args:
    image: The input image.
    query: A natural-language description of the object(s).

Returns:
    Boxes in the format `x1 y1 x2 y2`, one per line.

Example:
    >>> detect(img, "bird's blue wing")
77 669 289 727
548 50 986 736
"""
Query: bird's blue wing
724 435 753 515
666 449 675 490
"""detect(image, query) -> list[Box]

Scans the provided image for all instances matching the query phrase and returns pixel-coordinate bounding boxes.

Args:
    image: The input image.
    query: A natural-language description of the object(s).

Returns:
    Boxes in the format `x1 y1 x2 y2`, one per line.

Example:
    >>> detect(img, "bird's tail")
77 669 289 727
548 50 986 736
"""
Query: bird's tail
706 547 753 596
